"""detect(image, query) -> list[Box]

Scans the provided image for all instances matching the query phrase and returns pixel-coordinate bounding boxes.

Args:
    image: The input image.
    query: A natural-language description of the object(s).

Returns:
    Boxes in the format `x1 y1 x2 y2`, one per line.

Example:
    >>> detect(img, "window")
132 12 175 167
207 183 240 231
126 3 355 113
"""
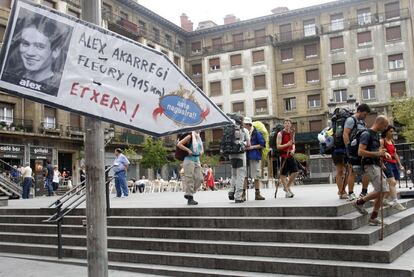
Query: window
333 89 347 102
174 56 180 67
252 50 264 63
232 102 245 115
330 13 344 31
306 69 319 83
42 0 55 8
386 26 401 41
279 23 292 41
233 33 243 48
254 29 266 45
102 3 112 17
281 48 293 61
309 120 323 132
212 128 223 142
44 106 56 129
209 58 220 71
191 41 201 53
332 62 346 77
308 95 321 108
177 40 184 51
67 9 80 18
70 113 81 130
165 34 172 46
330 36 344 51
161 49 169 56
303 19 316 37
230 54 242 67
361 86 376 100
209 81 222 97
212 37 222 51
357 8 371 25
231 78 244 92
359 58 374 73
255 99 268 115
138 20 146 35
192 64 202 76
388 54 404 70
153 28 160 41
282 72 295 86
285 98 296 111
254 74 266 90
304 44 318 58
357 31 372 45
390 81 406 97
385 2 400 20
0 102 13 123
120 10 128 20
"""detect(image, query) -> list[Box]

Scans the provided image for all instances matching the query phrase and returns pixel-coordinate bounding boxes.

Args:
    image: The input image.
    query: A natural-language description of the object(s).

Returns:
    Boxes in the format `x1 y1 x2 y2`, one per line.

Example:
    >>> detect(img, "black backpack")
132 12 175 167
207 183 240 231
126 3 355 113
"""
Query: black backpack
269 124 284 157
347 123 368 165
220 123 246 155
331 108 353 148
175 133 191 161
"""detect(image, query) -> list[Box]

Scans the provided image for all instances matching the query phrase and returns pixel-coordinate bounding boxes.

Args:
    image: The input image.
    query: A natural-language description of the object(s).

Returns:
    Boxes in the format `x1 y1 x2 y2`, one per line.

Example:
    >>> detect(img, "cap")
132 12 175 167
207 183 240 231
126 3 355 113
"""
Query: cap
243 117 252 125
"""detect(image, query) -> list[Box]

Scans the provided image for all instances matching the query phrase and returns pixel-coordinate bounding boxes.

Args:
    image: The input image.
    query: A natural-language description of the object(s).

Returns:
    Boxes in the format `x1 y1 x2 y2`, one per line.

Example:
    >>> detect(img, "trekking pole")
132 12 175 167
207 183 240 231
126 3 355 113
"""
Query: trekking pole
380 158 385 241
342 163 350 197
275 152 288 198
246 159 250 201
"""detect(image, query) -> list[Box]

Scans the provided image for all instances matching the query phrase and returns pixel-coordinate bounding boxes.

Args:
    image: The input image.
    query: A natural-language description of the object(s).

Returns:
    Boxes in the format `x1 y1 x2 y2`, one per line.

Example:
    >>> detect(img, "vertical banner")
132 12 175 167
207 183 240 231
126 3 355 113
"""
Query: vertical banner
0 0 231 136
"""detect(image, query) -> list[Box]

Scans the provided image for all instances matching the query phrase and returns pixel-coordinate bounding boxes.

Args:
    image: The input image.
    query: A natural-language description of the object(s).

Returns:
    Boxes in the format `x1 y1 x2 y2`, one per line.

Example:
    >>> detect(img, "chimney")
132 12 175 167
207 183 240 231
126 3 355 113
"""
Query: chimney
180 13 193 32
271 7 289 14
224 14 239 25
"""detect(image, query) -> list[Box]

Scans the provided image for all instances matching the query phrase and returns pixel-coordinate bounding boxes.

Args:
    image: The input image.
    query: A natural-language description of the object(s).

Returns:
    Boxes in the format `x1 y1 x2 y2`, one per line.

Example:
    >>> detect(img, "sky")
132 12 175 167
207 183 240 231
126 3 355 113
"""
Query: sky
137 0 335 28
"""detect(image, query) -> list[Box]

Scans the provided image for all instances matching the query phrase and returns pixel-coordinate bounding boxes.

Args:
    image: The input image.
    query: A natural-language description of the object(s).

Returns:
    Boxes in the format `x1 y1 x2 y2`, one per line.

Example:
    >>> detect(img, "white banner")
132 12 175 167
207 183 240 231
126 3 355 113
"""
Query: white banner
0 0 231 136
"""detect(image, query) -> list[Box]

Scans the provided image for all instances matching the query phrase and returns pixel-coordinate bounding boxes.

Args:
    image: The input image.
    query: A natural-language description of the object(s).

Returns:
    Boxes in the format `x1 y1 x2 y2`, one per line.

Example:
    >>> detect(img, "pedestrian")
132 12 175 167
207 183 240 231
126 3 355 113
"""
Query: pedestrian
113 148 130 198
52 165 61 192
343 104 371 200
205 165 216 191
243 117 265 200
353 116 390 226
20 162 33 199
79 165 86 184
381 125 406 210
276 118 298 198
10 165 20 184
43 160 54 196
135 176 146 193
177 131 204 205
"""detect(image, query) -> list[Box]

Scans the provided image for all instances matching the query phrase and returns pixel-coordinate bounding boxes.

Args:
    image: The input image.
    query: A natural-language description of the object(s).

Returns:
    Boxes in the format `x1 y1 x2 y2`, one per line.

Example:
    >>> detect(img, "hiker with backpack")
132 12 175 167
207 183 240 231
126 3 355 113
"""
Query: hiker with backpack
243 117 266 201
221 114 250 203
276 118 298 198
177 131 204 205
269 123 284 178
353 115 390 226
343 103 371 201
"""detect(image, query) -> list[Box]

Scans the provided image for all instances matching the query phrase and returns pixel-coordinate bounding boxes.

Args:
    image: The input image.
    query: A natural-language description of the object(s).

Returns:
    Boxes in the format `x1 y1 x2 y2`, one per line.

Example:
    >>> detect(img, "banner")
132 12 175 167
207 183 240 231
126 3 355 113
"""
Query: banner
0 0 231 136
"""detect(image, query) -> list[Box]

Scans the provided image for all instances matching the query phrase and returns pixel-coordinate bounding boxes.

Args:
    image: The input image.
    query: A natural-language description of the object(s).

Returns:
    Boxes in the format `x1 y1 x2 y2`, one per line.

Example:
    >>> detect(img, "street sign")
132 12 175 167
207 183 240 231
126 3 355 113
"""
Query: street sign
0 0 231 136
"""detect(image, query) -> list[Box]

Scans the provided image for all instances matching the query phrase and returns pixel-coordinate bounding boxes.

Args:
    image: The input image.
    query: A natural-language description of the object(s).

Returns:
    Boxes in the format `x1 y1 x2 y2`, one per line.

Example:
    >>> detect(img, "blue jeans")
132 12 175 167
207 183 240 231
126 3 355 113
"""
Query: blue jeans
44 178 53 196
114 171 128 197
22 177 32 199
384 162 400 180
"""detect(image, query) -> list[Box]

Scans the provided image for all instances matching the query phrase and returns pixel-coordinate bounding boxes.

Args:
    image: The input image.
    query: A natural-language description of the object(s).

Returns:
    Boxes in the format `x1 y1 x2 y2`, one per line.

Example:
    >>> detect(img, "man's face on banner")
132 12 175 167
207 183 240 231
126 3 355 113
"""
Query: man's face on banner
19 26 56 74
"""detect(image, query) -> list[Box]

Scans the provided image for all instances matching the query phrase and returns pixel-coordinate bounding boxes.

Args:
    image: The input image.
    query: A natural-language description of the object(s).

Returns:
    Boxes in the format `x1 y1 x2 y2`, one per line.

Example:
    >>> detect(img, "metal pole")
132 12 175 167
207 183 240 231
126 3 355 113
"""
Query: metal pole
81 1 108 277
57 220 62 259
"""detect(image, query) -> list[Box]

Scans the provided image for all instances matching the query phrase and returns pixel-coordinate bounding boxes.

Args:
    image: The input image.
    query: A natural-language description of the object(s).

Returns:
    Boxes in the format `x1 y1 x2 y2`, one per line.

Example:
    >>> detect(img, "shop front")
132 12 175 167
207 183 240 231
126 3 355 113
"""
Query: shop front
30 146 53 197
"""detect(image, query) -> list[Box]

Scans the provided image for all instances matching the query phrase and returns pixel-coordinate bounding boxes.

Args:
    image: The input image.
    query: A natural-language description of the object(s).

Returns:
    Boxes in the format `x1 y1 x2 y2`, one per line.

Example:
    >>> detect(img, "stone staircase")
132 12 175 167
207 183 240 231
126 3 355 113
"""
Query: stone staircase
0 200 413 276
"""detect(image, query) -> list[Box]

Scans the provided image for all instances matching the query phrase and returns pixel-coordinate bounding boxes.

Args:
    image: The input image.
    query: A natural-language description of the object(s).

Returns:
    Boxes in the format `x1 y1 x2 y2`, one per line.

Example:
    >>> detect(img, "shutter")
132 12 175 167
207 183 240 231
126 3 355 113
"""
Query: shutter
209 58 220 69
212 37 222 50
331 13 343 21
44 106 56 118
191 41 201 52
359 58 373 71
304 44 317 57
210 81 221 96
330 36 344 50
357 31 371 44
332 63 346 76
385 2 400 19
254 75 266 89
231 78 243 92
390 82 406 97
388 53 403 62
254 29 266 44
70 113 81 129
230 54 241 66
233 33 243 48
386 26 401 41
282 73 295 85
192 64 202 75
212 128 223 141
279 23 292 41
255 99 268 114
232 102 244 114
306 69 319 82
252 50 264 63
309 120 323 132
281 48 293 60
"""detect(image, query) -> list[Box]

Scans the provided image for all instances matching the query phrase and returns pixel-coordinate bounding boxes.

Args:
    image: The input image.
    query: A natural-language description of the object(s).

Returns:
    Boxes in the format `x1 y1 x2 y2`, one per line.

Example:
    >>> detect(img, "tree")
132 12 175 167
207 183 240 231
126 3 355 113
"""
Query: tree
392 97 414 142
200 154 220 168
123 145 139 164
140 138 169 173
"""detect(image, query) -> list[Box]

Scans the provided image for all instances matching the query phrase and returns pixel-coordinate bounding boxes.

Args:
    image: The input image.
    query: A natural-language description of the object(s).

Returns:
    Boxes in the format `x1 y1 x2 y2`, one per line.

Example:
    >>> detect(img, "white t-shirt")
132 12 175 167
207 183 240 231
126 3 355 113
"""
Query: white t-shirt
53 170 60 183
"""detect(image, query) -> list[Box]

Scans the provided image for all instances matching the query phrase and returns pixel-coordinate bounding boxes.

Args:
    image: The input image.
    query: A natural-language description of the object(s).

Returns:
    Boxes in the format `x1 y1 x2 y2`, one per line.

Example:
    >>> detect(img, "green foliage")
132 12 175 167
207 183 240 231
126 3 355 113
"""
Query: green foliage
140 138 169 171
200 154 220 168
123 145 139 164
392 97 414 142
294 153 309 163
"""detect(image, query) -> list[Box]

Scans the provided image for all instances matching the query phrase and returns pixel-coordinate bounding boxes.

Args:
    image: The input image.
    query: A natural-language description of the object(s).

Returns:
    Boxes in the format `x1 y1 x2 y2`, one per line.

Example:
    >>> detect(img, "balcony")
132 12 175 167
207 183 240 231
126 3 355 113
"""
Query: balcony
103 11 143 40
198 36 272 56
66 126 84 138
0 117 33 133
273 27 319 46
112 132 144 145
40 122 62 136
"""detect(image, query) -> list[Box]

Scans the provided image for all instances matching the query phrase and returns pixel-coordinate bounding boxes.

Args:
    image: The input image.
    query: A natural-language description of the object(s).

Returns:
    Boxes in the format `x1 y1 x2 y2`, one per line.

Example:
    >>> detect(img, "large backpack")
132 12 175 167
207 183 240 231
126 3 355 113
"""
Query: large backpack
252 121 269 160
347 123 368 165
318 127 334 155
175 133 191 161
331 108 353 148
269 123 284 157
220 123 246 155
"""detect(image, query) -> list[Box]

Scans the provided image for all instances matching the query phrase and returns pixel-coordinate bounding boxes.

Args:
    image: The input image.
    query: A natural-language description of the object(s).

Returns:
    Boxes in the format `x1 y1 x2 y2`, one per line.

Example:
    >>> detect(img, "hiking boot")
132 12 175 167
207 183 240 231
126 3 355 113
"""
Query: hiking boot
383 198 392 207
235 199 245 203
285 191 294 198
241 189 246 201
348 193 357 201
391 202 406 211
353 200 368 215
228 192 235 200
187 196 198 205
368 218 383 226
339 193 348 200
255 190 265 200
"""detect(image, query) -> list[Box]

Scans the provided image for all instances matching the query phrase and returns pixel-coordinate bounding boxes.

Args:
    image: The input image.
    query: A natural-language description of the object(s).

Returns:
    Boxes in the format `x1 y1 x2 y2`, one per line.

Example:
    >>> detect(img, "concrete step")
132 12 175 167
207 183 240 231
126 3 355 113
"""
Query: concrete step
0 242 413 277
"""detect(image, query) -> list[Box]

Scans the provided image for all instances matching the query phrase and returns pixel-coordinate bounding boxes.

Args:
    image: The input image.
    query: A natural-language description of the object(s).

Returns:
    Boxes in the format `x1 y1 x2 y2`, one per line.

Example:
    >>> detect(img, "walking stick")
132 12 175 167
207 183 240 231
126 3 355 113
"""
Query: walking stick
380 158 385 241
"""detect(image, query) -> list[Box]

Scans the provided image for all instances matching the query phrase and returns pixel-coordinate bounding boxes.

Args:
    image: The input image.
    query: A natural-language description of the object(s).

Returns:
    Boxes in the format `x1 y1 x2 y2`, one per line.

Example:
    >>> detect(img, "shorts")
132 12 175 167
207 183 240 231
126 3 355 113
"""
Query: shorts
280 157 298 176
332 152 346 165
364 164 389 193
383 162 400 180
247 159 261 179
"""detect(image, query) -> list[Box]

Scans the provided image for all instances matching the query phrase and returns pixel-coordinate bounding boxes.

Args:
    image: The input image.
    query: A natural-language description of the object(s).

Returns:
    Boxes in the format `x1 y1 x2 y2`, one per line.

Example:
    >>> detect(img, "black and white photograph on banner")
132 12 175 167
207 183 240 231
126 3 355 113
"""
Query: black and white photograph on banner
0 7 72 96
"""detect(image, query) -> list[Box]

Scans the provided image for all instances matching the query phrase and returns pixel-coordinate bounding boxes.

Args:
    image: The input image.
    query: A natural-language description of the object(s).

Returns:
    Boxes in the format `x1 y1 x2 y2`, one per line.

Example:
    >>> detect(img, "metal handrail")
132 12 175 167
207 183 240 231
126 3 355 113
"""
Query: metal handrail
0 158 22 197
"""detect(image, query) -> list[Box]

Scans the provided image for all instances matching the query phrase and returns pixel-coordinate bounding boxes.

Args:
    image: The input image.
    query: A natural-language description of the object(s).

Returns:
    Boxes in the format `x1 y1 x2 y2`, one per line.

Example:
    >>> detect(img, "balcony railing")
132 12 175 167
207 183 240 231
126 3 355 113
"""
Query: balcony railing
273 27 319 45
112 132 144 145
66 126 84 138
195 36 272 56
0 117 33 133
40 122 62 136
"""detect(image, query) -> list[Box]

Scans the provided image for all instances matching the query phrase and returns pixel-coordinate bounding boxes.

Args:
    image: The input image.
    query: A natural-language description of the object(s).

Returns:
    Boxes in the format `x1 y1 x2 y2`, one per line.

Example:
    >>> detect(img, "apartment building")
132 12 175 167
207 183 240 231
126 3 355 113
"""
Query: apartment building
0 0 412 181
